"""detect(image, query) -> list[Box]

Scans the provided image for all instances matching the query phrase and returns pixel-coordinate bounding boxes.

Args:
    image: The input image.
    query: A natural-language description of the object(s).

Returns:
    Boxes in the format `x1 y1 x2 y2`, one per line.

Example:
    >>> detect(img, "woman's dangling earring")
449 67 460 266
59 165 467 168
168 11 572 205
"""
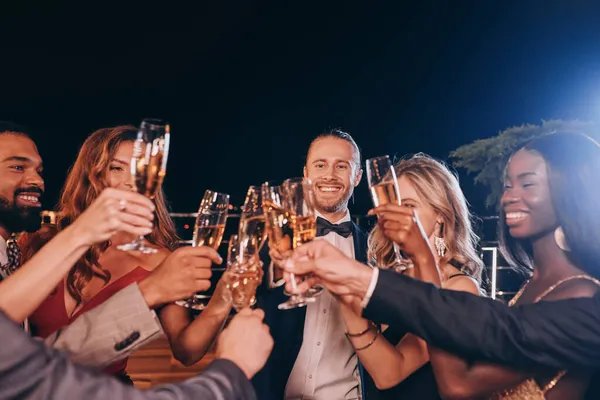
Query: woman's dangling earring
554 226 570 252
434 222 446 257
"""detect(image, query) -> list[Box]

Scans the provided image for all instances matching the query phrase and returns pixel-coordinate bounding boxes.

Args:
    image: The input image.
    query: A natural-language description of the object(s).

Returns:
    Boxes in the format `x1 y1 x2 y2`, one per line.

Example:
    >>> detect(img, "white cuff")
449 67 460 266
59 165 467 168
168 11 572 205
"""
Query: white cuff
360 267 379 309
268 261 285 289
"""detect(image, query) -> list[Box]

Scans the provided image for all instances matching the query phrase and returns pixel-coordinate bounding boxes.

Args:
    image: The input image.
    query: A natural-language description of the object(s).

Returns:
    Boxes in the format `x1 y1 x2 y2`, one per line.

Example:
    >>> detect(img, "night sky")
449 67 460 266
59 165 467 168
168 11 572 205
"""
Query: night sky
2 1 600 228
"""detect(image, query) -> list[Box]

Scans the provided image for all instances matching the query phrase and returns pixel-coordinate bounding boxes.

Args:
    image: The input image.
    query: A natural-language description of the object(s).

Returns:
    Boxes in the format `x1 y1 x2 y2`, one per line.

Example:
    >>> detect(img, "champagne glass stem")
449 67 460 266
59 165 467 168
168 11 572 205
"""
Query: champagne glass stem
392 242 405 268
289 272 298 292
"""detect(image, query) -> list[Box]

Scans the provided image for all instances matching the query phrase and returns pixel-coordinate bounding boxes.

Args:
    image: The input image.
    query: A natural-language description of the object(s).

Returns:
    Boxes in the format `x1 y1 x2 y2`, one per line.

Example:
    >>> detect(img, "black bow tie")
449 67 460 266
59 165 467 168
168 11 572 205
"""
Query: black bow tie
316 217 353 238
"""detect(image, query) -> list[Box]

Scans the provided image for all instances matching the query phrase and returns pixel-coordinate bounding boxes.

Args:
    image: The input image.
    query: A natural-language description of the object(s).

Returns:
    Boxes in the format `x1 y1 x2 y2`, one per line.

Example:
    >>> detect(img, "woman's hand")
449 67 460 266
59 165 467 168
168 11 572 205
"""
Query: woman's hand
269 247 292 268
269 247 292 284
71 188 155 246
368 204 434 264
209 271 234 312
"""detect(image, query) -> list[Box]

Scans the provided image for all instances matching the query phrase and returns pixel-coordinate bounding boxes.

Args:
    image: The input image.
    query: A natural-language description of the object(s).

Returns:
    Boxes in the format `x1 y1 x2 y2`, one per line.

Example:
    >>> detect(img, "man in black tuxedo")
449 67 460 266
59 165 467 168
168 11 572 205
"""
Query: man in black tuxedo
283 239 600 372
253 129 375 399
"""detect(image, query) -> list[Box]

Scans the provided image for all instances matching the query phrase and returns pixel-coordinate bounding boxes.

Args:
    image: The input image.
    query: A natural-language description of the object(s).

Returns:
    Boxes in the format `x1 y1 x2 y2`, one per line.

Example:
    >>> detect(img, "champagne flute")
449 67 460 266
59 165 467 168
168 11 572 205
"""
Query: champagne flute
223 234 262 311
193 190 229 249
238 186 267 252
117 118 170 254
176 190 230 310
262 182 291 288
366 155 409 271
278 177 320 310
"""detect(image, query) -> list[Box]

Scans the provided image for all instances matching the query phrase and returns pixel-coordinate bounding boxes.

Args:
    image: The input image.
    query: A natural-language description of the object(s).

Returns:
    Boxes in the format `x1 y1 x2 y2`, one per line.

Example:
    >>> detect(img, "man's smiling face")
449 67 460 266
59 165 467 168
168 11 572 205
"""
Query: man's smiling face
0 133 44 237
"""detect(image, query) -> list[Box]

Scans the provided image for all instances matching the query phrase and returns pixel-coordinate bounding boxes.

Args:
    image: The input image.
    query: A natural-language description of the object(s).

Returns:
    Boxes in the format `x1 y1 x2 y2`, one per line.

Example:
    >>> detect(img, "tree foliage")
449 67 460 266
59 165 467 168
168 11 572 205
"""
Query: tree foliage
450 120 598 208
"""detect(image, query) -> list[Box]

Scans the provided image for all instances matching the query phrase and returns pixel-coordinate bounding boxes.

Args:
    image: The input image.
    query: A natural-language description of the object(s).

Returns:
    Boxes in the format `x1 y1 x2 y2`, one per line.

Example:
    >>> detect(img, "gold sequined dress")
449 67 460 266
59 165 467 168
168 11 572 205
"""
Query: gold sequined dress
489 274 600 399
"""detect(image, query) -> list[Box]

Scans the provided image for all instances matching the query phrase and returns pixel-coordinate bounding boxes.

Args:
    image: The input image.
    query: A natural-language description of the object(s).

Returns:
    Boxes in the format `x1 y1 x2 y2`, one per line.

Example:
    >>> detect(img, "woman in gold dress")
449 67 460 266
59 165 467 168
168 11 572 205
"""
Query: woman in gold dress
427 132 600 399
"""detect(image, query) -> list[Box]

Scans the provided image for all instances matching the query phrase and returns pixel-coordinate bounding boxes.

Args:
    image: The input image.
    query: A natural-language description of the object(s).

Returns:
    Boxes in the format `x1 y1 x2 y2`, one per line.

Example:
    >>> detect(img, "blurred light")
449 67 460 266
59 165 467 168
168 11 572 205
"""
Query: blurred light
481 246 498 300
184 224 190 229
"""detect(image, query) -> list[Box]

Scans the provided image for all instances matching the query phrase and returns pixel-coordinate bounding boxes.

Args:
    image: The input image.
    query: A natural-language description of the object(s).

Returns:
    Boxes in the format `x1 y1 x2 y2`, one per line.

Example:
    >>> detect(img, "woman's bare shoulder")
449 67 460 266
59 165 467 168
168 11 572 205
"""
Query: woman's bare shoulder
443 264 480 295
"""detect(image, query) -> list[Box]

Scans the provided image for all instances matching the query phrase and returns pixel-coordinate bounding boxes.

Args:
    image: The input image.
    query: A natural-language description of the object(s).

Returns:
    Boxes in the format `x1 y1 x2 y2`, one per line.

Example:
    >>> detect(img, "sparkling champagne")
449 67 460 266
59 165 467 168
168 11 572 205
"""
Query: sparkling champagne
291 214 316 249
238 215 267 250
263 201 293 254
225 268 262 311
133 137 168 199
194 224 225 249
369 181 400 207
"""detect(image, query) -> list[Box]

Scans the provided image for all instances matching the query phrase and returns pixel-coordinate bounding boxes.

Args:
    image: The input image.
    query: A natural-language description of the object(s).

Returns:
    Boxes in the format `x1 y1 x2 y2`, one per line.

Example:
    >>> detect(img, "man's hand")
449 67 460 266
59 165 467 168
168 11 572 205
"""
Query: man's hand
138 246 222 308
216 308 273 379
282 241 373 299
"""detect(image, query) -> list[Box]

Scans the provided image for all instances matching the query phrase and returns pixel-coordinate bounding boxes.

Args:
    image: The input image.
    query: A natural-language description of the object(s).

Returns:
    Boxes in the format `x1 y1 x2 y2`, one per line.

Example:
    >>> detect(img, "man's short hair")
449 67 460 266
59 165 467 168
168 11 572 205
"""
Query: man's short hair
307 128 362 168
0 121 31 138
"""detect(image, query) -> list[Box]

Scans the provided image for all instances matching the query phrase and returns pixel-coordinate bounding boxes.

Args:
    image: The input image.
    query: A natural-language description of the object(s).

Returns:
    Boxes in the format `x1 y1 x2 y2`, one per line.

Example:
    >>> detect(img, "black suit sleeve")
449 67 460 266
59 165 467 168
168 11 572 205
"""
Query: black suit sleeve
0 312 256 400
363 269 600 370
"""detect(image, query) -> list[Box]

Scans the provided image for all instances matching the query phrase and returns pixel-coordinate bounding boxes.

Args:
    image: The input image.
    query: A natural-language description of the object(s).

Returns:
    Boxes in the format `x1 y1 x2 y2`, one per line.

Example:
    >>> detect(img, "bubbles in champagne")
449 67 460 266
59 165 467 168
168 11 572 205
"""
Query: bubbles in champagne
238 215 267 251
225 270 262 311
194 224 226 249
291 215 316 248
369 181 400 207
263 201 293 254
133 138 167 199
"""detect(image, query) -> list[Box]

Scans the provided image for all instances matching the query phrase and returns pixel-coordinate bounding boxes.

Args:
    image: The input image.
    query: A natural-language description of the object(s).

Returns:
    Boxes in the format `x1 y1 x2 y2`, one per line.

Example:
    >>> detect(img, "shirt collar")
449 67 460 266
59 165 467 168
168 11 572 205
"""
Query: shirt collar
314 209 352 224
0 236 7 262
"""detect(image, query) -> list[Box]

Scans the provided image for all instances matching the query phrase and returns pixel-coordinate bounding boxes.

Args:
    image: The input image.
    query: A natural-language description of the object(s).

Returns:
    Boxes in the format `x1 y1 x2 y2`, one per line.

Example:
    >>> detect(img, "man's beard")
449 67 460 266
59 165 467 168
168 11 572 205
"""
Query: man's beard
313 185 354 214
0 194 42 234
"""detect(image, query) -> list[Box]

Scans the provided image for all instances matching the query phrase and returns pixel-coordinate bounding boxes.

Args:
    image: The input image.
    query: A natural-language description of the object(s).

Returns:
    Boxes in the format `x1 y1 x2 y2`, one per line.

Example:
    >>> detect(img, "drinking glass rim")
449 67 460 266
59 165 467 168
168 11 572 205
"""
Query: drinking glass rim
366 154 392 163
283 177 312 186
203 189 230 199
141 118 170 129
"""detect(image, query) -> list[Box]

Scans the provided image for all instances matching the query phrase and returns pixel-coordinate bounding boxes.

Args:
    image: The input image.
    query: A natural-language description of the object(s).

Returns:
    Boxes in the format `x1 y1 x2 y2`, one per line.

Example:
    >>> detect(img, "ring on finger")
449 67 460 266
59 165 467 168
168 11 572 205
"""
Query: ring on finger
119 199 127 211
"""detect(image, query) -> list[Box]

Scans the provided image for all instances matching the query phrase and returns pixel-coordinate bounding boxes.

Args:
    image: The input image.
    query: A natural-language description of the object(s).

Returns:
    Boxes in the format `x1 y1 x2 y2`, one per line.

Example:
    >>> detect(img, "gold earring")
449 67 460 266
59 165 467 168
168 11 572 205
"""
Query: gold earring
554 226 570 252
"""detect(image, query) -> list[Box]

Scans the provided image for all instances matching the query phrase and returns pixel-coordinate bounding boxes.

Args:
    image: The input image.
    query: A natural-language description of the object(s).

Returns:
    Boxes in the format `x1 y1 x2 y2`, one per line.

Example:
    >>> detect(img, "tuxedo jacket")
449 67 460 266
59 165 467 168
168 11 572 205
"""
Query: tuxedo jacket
47 283 164 368
0 310 255 400
252 222 377 399
364 269 600 371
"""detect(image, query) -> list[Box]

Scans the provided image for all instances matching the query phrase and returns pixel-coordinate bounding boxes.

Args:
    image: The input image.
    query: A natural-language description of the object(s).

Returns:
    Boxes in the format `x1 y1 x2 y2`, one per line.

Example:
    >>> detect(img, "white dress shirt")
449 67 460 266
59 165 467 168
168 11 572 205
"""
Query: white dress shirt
285 210 362 400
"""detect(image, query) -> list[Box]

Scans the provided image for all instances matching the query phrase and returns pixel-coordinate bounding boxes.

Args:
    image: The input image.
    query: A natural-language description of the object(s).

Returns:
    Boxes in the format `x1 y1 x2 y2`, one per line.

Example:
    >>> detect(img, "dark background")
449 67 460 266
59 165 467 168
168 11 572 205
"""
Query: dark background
2 0 600 237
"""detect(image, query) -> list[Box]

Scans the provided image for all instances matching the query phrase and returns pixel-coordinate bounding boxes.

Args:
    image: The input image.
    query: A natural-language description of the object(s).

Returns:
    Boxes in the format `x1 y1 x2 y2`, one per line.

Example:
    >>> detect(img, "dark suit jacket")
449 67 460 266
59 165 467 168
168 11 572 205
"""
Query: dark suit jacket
0 311 256 400
364 269 600 371
253 222 376 399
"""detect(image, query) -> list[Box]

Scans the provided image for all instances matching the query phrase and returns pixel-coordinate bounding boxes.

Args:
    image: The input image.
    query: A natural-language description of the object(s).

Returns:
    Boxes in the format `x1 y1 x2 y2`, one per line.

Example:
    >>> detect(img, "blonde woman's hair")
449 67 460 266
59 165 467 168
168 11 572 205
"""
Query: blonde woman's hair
367 153 484 283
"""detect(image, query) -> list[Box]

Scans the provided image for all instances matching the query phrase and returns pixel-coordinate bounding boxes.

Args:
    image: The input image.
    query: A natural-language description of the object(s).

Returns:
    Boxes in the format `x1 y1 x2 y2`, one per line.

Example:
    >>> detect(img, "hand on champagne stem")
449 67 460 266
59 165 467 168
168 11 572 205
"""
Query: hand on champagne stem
281 241 373 299
368 204 441 285
368 204 435 262
283 271 306 294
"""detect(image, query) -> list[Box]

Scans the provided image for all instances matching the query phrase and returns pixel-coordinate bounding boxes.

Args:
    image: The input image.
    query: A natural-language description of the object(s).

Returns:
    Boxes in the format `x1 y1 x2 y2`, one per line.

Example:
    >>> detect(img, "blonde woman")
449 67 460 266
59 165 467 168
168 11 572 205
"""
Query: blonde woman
336 153 484 399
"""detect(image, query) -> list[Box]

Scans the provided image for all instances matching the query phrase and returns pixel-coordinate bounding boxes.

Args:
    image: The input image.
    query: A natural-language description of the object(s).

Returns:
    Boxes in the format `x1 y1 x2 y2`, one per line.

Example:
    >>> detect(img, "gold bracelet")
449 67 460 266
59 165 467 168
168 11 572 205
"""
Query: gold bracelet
354 328 379 351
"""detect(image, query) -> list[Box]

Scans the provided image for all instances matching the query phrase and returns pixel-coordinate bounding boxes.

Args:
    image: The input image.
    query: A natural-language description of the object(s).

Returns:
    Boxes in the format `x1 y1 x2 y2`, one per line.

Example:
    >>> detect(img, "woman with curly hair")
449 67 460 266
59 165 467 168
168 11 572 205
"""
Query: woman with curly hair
21 126 232 383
